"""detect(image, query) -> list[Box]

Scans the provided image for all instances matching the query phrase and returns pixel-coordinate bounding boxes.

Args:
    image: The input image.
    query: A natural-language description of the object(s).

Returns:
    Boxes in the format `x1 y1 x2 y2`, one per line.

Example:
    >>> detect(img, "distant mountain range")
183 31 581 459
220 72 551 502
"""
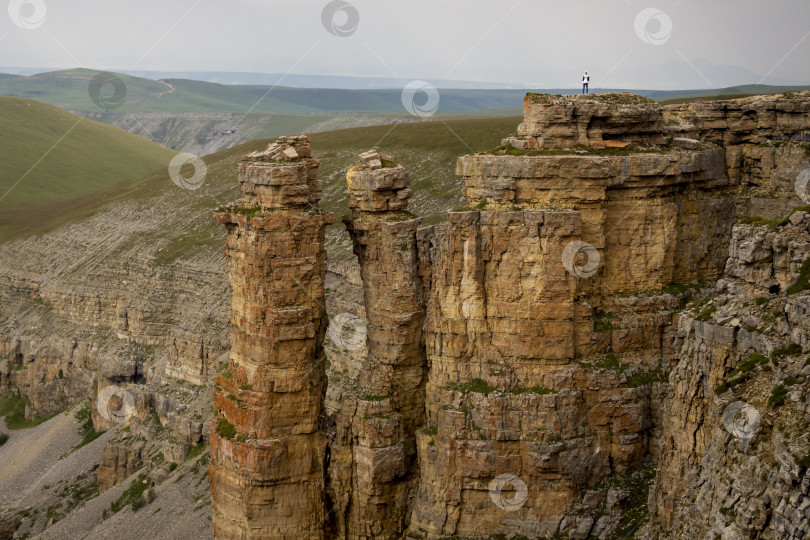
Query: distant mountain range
1 58 807 90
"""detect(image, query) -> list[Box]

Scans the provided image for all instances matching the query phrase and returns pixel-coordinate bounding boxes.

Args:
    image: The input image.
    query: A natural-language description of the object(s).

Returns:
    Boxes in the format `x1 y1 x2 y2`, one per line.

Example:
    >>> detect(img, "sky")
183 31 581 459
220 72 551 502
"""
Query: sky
2 0 810 90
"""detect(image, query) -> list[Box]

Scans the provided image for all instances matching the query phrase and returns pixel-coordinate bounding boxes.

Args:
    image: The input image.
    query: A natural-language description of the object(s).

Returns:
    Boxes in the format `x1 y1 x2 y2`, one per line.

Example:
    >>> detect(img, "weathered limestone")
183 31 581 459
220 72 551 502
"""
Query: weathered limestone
511 93 667 150
665 92 810 217
97 439 145 493
458 148 733 295
664 92 810 147
406 206 665 538
346 150 412 213
337 153 427 538
405 94 805 538
0 335 97 418
643 95 810 539
651 212 810 539
210 136 333 539
240 135 323 207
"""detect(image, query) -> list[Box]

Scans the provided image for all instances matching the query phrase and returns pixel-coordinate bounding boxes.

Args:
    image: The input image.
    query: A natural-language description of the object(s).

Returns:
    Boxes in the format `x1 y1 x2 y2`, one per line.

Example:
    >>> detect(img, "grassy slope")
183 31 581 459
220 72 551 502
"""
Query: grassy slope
0 97 177 238
659 84 810 104
0 97 177 206
0 116 520 251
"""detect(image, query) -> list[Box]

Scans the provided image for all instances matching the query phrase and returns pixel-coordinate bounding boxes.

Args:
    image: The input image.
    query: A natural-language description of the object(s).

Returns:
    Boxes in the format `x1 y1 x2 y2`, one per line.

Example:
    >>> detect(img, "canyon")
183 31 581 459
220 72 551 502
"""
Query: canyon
2 91 810 539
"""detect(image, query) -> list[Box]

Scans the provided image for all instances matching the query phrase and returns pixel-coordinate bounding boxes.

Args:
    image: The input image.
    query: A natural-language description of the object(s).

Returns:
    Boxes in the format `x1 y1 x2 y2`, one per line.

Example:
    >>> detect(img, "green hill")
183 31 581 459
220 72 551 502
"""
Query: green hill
6 69 806 158
5 69 808 116
0 69 171 113
0 69 529 155
0 69 528 117
0 97 176 237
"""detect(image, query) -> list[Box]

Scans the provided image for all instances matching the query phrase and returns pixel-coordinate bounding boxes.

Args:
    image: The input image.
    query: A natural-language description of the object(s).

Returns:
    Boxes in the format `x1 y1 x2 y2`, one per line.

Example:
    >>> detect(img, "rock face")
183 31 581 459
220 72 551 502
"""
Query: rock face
458 148 732 295
405 97 734 537
408 208 654 538
665 91 810 218
651 211 810 539
0 335 97 417
209 94 810 539
210 136 333 539
97 438 145 493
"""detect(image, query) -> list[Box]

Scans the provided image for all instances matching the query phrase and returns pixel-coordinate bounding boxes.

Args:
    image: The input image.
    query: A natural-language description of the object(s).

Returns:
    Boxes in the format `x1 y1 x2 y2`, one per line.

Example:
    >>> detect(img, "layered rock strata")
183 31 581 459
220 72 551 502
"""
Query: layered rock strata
509 93 667 150
457 148 732 295
665 91 810 218
406 162 724 536
210 136 333 539
332 150 427 538
651 212 810 539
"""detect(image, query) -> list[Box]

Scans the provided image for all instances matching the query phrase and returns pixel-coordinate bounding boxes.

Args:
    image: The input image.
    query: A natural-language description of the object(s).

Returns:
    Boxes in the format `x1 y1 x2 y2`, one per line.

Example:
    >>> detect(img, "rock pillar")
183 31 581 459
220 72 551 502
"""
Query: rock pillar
341 150 427 538
210 136 332 539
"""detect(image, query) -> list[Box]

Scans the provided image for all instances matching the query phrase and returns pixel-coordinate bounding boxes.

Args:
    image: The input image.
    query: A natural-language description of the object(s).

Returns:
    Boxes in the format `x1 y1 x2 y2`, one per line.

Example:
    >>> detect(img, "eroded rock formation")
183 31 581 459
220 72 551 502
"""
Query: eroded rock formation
332 150 427 538
211 136 333 539
651 211 810 539
406 95 738 538
510 92 666 150
210 93 810 539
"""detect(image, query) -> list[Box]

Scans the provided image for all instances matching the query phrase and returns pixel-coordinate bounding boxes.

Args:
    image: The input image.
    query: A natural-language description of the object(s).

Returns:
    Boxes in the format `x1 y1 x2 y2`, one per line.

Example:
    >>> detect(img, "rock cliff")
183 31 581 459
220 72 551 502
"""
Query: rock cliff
211 92 810 539
328 150 427 538
2 90 810 539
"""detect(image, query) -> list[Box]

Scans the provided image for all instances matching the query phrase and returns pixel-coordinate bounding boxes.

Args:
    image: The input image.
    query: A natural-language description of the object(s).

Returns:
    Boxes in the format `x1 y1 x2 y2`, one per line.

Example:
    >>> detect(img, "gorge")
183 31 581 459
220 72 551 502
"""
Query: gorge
2 91 810 539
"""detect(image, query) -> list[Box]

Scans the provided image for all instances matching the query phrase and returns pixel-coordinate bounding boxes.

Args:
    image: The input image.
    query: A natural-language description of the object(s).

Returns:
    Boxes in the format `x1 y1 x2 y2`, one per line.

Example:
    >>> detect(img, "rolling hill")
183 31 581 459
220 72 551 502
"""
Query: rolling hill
658 84 810 104
0 69 528 155
0 97 177 238
5 69 808 116
0 69 528 116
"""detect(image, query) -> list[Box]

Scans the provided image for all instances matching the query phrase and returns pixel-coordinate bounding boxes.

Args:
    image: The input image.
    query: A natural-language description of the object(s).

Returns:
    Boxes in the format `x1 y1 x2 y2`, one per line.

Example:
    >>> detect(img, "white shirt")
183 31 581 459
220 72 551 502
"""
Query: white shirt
583 75 590 83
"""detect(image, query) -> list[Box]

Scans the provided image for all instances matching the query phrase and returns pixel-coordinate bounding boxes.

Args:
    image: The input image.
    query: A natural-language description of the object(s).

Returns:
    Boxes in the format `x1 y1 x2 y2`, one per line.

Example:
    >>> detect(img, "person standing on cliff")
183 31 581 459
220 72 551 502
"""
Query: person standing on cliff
582 72 590 94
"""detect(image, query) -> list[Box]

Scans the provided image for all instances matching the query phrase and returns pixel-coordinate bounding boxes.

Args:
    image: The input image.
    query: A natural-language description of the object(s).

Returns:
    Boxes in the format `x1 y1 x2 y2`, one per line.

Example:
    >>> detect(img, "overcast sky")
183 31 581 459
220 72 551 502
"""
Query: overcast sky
2 0 809 89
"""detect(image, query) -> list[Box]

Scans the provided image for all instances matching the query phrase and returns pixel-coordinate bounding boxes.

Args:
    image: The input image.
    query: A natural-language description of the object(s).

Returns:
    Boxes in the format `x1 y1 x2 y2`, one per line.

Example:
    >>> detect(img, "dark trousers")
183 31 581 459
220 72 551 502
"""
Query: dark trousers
583 83 589 94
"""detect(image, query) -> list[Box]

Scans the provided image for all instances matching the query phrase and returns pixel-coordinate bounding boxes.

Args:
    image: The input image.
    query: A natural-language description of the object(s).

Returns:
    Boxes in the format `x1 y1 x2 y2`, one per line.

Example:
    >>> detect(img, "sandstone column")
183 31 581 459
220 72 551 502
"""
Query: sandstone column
211 136 332 539
341 150 427 538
